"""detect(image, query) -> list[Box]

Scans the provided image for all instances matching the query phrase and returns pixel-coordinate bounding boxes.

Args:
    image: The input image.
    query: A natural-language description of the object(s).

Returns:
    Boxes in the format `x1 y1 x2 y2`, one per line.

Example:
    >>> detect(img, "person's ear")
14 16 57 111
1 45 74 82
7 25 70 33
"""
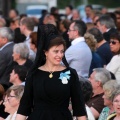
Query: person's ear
44 50 47 56
96 80 102 87
3 37 8 44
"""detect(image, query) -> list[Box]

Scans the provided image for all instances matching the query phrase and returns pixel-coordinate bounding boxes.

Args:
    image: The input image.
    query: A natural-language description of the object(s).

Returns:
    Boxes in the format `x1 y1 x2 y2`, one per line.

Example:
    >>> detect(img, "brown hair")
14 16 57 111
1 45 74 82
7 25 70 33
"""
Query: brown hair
46 37 66 51
30 32 37 48
20 17 35 31
0 84 5 101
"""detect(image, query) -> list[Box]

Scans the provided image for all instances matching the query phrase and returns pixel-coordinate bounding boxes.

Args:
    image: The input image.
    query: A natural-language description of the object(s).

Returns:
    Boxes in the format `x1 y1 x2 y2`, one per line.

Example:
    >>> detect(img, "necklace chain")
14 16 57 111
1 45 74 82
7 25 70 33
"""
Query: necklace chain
44 65 56 78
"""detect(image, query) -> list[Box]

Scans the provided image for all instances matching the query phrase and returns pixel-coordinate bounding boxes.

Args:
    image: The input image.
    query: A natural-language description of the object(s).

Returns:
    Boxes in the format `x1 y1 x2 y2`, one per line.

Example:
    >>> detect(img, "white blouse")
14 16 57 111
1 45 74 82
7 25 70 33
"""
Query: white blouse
5 111 17 120
106 55 120 83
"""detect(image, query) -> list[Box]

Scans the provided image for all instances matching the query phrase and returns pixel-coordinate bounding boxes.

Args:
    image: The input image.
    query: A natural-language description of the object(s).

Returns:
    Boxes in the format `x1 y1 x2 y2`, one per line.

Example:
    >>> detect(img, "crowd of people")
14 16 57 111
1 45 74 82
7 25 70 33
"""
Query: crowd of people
0 4 120 120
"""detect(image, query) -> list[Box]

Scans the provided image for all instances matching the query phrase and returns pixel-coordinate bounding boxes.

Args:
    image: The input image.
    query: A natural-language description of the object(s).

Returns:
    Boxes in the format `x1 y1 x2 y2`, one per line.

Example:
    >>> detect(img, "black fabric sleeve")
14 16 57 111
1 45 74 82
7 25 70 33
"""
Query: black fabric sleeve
17 75 33 116
70 68 87 117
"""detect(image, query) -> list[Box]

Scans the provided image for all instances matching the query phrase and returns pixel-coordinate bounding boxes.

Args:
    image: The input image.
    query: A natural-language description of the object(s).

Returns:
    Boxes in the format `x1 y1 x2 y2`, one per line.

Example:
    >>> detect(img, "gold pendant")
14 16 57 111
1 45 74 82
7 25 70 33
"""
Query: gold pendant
49 73 53 78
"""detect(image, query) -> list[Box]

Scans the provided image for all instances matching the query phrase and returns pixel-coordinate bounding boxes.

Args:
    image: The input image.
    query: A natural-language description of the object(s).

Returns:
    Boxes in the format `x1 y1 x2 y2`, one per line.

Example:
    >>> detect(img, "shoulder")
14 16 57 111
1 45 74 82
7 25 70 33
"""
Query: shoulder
111 55 120 61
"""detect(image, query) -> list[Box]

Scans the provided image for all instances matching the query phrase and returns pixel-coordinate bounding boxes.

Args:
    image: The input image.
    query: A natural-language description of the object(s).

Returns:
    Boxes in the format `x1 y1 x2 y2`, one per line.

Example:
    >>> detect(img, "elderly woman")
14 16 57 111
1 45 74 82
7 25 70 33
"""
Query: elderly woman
98 80 119 120
107 89 120 120
106 32 120 82
12 43 33 70
3 85 24 120
84 33 103 75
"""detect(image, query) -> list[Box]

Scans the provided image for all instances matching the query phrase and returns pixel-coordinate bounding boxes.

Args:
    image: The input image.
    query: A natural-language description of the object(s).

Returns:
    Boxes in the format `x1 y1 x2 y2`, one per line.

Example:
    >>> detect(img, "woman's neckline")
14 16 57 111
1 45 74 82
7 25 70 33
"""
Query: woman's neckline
38 67 68 73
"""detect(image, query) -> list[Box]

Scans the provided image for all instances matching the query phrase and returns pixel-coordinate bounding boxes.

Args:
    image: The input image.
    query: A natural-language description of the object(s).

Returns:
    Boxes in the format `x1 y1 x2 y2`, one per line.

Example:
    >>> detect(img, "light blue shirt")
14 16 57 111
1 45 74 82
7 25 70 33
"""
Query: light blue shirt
65 37 92 78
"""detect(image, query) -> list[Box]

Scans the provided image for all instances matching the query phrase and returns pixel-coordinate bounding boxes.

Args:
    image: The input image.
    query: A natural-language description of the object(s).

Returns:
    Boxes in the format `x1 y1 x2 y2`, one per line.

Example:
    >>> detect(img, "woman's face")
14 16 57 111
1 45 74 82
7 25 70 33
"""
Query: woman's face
110 39 120 53
30 39 36 52
45 44 64 66
113 94 120 114
103 93 112 106
3 90 19 114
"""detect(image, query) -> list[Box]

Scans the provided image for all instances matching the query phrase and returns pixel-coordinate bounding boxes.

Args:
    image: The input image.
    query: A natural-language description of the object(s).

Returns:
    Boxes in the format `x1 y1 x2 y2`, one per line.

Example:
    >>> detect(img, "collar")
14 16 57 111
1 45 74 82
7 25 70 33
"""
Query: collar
106 28 110 32
20 82 25 86
67 14 72 19
71 37 85 45
0 42 13 51
26 35 30 41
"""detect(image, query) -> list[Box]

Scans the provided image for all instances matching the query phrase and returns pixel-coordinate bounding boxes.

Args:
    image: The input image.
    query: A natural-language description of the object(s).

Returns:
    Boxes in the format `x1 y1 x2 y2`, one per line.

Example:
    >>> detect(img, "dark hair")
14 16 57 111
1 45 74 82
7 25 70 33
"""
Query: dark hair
85 5 93 10
88 28 104 42
60 19 71 30
110 32 120 54
46 37 66 51
72 20 87 36
50 7 58 14
13 65 27 82
114 10 120 15
110 32 120 42
79 79 93 102
30 32 37 48
10 9 19 16
66 5 73 10
0 84 5 101
20 14 27 20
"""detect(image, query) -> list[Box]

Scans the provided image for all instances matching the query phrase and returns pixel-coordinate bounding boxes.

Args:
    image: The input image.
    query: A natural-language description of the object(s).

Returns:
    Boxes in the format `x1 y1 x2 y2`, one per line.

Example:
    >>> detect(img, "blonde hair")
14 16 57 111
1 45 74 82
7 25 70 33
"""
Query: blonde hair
103 80 119 101
84 33 97 51
6 85 24 100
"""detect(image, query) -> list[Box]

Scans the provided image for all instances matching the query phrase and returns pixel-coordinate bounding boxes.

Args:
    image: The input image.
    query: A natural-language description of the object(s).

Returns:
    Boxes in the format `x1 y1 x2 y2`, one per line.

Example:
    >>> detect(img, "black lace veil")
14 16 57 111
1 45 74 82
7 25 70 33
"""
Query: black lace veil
28 24 60 76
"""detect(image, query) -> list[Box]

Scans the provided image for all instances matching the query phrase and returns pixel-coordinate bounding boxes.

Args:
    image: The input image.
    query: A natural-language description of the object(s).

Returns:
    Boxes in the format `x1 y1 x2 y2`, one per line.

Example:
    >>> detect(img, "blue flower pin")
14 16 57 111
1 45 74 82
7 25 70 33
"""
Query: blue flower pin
59 70 70 84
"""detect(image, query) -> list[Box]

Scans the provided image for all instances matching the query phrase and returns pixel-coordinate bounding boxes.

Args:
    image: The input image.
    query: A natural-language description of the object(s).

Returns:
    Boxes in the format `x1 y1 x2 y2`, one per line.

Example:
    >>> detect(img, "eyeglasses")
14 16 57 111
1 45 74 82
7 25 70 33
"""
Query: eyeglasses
110 40 119 45
8 95 16 98
113 100 120 103
68 29 76 32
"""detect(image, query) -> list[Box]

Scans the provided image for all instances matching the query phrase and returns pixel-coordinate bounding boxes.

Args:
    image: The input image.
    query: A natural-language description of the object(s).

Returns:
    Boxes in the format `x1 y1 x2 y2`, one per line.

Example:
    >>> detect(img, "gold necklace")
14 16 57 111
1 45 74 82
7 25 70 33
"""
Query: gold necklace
49 72 54 78
44 65 55 78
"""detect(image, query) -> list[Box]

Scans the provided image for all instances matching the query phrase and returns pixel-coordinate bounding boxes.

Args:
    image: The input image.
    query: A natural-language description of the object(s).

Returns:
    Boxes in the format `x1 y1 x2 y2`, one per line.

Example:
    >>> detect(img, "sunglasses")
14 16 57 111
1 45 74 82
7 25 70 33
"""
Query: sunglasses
110 40 119 45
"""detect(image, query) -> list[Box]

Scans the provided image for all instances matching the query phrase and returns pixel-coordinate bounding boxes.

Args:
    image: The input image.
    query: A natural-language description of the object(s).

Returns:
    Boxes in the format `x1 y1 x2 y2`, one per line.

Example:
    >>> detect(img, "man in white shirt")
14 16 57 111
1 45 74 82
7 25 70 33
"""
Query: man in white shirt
64 20 92 78
65 5 73 20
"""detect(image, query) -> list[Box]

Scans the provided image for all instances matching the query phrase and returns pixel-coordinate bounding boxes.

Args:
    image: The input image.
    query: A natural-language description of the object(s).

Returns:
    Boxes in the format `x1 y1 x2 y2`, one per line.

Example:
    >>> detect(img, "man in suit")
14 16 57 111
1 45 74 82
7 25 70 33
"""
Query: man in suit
64 20 92 78
0 27 14 89
96 15 117 42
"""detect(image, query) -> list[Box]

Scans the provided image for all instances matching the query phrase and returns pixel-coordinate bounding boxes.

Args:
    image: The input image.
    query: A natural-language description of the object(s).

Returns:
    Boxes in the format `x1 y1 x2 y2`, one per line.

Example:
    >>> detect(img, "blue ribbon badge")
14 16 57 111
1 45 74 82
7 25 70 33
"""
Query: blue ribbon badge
59 70 70 84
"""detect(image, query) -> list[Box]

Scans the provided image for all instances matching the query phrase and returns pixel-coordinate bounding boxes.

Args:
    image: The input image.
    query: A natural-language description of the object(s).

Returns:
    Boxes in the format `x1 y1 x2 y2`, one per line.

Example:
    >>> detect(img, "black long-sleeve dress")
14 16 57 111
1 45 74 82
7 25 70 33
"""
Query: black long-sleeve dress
17 68 86 120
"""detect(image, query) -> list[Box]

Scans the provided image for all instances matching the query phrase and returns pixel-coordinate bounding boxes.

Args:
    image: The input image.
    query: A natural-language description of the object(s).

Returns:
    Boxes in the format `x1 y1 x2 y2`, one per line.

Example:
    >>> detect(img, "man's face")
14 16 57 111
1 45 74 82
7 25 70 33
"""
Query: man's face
65 7 72 15
9 70 17 83
85 7 92 17
96 21 105 33
89 71 99 90
67 22 76 41
0 36 6 48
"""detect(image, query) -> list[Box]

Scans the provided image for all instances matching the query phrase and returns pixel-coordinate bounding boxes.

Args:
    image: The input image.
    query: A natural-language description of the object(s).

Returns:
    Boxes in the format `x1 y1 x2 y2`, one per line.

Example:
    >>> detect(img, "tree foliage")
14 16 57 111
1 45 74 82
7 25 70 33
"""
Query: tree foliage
57 0 120 9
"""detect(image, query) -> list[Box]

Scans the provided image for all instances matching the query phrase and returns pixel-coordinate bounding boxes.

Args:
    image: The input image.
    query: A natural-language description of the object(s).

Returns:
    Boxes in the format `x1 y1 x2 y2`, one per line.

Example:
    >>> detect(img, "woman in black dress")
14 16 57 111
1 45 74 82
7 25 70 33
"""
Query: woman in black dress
15 24 87 120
